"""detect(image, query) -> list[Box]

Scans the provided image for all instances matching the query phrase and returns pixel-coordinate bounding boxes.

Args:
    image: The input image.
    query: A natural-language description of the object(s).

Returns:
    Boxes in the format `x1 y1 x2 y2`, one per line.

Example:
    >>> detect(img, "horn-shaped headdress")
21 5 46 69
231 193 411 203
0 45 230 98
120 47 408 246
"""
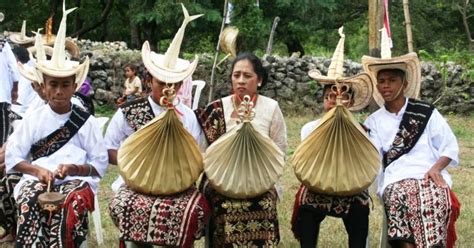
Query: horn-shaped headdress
308 27 373 111
361 27 421 106
9 20 35 45
17 0 89 91
141 3 202 84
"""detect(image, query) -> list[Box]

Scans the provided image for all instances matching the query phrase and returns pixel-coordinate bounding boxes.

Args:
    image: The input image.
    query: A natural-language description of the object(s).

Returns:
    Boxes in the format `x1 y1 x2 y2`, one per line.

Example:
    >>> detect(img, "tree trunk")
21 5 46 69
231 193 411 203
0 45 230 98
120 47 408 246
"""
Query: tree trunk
458 0 474 51
70 0 114 38
403 0 414 52
129 1 140 49
265 16 280 56
368 0 379 57
130 22 140 49
100 0 108 41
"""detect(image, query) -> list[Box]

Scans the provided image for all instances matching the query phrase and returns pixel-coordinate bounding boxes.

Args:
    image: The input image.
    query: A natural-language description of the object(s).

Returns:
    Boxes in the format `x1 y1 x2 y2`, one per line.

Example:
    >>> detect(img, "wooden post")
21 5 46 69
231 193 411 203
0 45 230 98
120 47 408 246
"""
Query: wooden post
403 0 414 52
208 0 229 103
459 0 474 51
265 17 280 56
368 0 379 57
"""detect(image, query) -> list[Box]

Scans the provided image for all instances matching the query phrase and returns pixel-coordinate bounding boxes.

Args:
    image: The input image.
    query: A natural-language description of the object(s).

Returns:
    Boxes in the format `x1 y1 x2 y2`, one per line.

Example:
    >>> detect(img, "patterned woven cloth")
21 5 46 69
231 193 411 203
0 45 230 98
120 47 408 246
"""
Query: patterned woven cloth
383 178 459 247
109 185 210 248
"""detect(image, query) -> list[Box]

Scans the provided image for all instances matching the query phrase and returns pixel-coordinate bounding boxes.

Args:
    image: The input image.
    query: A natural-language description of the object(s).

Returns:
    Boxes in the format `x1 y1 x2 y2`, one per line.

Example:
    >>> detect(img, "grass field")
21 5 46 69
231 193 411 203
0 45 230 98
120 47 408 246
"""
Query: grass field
1 112 473 248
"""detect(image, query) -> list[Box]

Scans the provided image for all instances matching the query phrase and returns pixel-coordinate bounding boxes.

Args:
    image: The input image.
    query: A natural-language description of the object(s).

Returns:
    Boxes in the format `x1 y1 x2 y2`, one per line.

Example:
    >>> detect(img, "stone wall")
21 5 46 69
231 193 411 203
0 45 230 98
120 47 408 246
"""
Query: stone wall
78 40 474 114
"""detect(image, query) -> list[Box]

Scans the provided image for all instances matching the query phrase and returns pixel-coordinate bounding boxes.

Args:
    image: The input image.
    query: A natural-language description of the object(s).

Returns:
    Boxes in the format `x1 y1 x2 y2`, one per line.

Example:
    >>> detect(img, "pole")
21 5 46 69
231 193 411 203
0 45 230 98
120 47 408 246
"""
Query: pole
265 16 280 56
368 0 379 57
403 0 414 52
208 0 229 103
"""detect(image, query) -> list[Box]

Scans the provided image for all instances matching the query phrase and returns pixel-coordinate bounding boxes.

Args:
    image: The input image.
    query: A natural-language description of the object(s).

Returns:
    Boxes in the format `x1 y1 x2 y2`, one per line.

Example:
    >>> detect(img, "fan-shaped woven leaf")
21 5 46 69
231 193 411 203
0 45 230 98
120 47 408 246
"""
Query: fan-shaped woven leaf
118 109 203 196
290 105 380 196
204 122 284 199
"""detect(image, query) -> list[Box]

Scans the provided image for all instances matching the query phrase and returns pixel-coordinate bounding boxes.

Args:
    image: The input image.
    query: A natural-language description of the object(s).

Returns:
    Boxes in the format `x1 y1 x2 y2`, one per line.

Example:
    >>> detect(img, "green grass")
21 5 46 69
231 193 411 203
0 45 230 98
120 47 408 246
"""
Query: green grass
1 113 473 248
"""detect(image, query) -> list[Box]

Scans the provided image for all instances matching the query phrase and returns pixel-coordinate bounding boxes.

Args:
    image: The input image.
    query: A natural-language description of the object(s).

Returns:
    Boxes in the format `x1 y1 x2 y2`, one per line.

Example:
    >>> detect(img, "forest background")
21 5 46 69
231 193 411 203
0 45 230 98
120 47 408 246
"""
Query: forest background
0 0 472 67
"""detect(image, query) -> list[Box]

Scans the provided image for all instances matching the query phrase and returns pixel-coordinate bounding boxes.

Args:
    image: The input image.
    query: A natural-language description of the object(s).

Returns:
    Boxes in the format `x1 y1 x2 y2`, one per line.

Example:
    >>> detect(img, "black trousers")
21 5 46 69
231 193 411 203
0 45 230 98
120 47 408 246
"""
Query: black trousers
296 202 369 248
0 102 10 146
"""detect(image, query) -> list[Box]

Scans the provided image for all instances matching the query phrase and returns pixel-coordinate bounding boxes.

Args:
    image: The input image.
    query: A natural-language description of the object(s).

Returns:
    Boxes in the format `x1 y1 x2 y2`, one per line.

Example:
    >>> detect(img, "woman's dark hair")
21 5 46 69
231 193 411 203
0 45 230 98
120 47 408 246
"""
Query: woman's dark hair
12 46 30 64
230 52 268 89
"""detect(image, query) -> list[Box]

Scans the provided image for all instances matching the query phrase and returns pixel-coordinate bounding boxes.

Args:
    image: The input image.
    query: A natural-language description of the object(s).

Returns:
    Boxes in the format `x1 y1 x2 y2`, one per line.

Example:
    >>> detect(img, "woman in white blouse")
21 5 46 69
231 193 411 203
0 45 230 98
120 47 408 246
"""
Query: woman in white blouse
196 52 287 247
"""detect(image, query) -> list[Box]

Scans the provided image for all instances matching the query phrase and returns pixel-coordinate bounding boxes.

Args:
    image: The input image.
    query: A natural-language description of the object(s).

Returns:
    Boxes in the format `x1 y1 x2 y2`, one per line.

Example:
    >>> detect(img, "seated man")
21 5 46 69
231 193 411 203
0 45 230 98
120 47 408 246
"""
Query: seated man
291 27 378 248
5 3 108 247
362 51 460 248
106 4 210 248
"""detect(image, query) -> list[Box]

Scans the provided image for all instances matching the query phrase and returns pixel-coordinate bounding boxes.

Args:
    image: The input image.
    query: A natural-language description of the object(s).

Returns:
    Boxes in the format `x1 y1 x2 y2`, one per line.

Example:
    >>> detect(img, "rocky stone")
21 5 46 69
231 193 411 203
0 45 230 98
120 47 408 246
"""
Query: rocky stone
261 89 276 99
90 70 108 81
283 77 296 90
278 86 294 99
296 83 310 94
70 39 472 113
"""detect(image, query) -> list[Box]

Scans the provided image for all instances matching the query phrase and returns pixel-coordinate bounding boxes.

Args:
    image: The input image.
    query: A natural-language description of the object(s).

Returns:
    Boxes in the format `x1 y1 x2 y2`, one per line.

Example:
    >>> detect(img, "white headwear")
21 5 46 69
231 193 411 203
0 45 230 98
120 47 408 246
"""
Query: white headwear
308 27 374 111
9 20 35 45
17 1 89 90
141 3 203 84
361 27 421 106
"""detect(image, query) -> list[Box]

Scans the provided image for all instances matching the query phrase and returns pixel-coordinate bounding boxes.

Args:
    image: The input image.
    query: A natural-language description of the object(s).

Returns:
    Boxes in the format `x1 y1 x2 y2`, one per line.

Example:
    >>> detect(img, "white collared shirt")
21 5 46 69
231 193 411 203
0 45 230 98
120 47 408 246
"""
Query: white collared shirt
365 98 459 197
15 60 36 112
0 41 20 103
5 104 109 198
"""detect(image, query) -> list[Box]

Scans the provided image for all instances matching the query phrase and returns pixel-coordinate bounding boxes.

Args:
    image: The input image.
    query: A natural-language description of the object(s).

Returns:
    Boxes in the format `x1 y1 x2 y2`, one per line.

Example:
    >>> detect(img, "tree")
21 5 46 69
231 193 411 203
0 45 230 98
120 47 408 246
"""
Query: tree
458 0 474 50
70 0 114 39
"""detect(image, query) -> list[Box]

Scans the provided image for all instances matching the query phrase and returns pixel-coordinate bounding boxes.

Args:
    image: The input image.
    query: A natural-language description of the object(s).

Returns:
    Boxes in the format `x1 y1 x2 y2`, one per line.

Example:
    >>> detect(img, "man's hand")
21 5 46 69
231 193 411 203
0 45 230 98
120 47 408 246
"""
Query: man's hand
424 166 447 188
35 167 54 184
54 164 78 179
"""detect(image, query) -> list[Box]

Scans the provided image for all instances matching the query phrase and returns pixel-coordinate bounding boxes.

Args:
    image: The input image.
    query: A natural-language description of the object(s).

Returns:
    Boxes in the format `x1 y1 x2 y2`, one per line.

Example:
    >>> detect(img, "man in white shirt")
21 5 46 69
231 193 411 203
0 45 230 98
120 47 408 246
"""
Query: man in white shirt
0 38 19 145
11 46 36 117
5 4 108 246
363 53 460 248
107 4 210 248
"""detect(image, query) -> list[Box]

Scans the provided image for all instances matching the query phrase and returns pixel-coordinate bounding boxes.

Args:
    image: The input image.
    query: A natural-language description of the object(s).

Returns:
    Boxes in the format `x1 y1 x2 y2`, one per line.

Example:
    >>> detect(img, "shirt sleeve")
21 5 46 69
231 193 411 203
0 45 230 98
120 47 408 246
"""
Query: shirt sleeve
5 42 20 83
300 120 320 141
5 116 34 172
104 109 132 150
427 109 459 167
364 115 384 156
269 104 288 154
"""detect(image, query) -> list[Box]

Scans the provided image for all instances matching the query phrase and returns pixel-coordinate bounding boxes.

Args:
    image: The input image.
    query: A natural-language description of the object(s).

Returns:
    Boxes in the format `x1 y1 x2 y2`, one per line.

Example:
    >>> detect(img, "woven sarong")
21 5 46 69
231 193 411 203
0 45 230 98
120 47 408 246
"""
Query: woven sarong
0 173 21 231
201 179 280 248
383 178 459 247
109 185 210 248
16 180 94 247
